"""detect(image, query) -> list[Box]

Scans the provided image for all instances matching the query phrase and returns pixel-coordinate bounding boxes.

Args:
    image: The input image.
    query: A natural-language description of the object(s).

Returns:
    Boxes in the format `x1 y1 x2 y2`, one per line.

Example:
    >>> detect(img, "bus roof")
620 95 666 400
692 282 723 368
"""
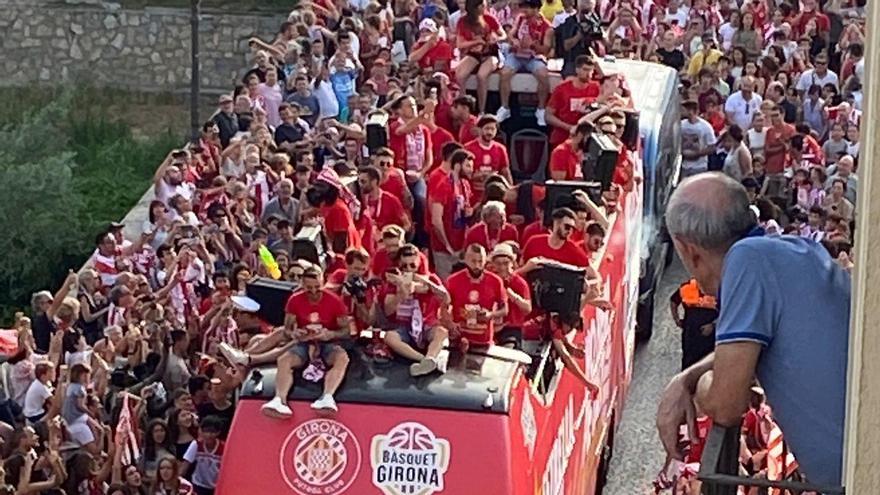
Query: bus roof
239 345 528 414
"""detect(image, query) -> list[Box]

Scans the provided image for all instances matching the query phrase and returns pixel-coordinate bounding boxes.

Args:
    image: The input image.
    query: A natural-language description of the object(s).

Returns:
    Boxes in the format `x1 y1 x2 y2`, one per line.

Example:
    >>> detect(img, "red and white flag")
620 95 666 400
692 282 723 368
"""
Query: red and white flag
115 394 141 466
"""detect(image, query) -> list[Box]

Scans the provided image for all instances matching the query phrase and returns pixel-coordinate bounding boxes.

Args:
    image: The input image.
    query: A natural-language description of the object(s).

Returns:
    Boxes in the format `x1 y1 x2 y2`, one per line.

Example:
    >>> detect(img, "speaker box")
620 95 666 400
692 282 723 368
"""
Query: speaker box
583 133 619 191
366 111 390 153
543 180 603 226
245 277 299 326
527 261 586 317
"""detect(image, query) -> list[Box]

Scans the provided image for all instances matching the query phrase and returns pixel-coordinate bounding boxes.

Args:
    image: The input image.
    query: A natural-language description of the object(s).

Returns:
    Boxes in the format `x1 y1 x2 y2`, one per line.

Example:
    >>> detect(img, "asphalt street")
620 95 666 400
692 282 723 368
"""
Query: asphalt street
604 258 690 495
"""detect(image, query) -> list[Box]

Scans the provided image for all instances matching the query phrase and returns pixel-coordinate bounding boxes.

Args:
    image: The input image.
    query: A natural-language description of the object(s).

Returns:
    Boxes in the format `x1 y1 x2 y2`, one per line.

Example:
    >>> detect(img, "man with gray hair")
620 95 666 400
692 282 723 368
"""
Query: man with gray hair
464 200 519 251
656 173 850 487
261 178 300 227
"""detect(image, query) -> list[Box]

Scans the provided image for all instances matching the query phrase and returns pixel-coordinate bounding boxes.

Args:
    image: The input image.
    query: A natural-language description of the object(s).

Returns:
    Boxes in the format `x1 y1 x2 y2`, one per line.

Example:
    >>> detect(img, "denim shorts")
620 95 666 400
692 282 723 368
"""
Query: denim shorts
288 342 344 363
503 54 547 73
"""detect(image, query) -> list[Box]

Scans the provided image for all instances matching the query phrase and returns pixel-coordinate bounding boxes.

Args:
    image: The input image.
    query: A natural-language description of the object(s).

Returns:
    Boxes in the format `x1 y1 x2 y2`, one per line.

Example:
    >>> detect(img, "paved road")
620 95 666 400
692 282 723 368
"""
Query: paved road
604 258 690 495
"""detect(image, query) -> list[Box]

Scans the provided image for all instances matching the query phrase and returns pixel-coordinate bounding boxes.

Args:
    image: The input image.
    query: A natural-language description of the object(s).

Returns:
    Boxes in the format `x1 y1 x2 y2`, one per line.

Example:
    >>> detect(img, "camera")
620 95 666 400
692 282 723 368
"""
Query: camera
343 276 369 303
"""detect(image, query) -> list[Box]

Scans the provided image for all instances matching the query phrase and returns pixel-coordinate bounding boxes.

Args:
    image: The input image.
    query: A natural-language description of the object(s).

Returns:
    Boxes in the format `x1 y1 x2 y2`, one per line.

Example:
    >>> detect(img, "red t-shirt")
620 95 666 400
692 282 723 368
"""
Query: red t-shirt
464 222 519 251
320 198 362 249
445 270 507 345
435 100 455 136
547 79 601 146
502 273 531 328
522 234 590 267
457 115 480 145
792 10 830 37
371 248 430 279
456 14 502 57
511 14 551 58
381 169 409 201
430 125 455 171
354 210 376 255
427 174 472 252
378 273 445 326
284 289 347 334
364 190 408 230
548 140 583 180
764 123 796 174
389 119 433 172
464 139 510 200
520 220 548 246
412 39 455 73
425 166 451 227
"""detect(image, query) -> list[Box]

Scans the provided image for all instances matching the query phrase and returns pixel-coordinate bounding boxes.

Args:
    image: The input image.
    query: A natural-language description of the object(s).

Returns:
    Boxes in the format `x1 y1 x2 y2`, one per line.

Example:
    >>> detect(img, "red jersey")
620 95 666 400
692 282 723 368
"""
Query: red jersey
389 119 433 172
320 198 363 249
425 166 451 228
378 273 445 326
435 100 455 136
548 140 583 180
464 222 519 251
363 190 408 230
284 289 347 334
457 115 480 145
427 174 472 252
381 169 409 201
429 125 455 171
547 79 601 146
501 273 531 328
445 270 507 345
464 139 510 201
522 234 590 267
520 220 548 246
511 14 551 59
764 123 796 174
792 9 830 37
412 39 454 73
456 14 502 58
371 248 430 279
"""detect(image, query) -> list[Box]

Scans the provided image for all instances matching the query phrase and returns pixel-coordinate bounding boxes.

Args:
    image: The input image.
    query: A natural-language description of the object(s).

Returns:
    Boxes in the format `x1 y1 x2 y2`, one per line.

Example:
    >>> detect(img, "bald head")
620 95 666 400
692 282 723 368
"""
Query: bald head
666 173 756 252
837 155 854 174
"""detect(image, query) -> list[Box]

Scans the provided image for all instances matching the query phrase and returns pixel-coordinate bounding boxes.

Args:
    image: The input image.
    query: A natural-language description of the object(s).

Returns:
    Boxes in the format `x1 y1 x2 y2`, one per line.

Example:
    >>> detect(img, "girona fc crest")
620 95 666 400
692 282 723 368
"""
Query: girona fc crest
468 290 480 303
371 422 451 495
280 419 361 495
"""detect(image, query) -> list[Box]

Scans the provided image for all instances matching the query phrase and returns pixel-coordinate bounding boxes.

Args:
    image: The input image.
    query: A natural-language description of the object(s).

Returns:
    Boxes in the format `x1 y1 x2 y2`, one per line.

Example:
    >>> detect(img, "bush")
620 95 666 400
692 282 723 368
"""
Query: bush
0 89 178 322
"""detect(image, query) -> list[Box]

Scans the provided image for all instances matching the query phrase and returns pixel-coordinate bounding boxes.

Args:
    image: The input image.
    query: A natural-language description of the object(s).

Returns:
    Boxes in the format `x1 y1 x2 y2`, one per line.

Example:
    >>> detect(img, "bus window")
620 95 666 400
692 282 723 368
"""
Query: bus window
528 341 563 405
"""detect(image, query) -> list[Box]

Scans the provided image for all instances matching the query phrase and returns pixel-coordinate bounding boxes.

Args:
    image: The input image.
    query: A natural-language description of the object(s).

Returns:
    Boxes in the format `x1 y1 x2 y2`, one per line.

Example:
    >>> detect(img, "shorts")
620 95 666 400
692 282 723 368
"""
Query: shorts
495 326 523 349
503 54 547 73
288 342 344 363
391 325 441 350
67 419 95 446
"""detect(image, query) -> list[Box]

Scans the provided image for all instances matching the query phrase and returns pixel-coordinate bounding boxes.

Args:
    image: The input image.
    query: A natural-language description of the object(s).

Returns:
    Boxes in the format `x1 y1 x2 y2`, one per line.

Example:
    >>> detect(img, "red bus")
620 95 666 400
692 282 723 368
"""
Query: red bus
217 58 679 495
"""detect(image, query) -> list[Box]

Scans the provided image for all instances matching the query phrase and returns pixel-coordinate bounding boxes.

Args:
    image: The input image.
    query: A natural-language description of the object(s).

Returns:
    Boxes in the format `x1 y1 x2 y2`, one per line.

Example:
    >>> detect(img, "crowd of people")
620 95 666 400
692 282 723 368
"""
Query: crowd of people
0 0 865 492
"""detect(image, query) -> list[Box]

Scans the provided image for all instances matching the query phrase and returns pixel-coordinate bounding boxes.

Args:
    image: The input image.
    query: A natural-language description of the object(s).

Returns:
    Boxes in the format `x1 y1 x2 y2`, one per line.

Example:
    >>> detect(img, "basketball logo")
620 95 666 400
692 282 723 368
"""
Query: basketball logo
280 419 362 495
309 312 320 323
371 422 451 495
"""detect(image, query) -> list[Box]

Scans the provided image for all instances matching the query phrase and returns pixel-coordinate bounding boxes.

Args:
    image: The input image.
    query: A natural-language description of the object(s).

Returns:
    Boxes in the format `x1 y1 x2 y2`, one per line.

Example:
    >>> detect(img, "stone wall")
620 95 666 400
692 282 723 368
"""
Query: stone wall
0 0 287 92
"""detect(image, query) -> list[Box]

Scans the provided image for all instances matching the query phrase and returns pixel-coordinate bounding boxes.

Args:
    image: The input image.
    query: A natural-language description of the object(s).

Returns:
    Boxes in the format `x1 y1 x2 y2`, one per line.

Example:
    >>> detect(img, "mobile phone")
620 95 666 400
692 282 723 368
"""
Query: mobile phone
59 365 69 383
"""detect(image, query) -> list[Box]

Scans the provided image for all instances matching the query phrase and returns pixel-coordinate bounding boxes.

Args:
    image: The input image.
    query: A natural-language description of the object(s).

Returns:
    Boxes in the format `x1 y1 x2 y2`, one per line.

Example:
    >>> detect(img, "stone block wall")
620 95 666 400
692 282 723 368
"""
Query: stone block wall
0 0 287 92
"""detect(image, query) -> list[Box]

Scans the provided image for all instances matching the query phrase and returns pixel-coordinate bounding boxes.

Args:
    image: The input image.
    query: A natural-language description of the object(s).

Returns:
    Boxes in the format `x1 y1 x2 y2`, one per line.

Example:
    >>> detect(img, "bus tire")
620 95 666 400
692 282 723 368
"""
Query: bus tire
594 413 616 495
636 294 655 342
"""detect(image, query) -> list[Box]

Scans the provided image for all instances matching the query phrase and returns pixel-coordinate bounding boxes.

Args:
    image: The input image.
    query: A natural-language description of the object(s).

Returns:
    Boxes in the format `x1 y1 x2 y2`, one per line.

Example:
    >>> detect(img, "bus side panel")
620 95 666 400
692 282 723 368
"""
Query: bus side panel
217 402 515 495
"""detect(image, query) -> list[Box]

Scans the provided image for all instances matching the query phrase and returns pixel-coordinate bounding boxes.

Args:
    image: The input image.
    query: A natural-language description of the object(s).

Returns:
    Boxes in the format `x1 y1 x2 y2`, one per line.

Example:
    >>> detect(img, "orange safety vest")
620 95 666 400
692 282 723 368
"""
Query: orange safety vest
679 279 717 310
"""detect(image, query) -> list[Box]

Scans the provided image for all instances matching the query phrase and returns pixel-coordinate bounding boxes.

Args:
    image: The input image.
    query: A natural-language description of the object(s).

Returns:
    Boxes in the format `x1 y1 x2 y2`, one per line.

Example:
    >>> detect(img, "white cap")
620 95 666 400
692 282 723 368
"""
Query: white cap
231 295 260 313
419 18 439 33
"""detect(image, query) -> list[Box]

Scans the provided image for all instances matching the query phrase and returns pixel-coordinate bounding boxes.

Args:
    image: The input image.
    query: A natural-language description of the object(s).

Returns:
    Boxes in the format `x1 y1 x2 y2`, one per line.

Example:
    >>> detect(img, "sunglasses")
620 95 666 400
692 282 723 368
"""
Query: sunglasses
401 262 419 270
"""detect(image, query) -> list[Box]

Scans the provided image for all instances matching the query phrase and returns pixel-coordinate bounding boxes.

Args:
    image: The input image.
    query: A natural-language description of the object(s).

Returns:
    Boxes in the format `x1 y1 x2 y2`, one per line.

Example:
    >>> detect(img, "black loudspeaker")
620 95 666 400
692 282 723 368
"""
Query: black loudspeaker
366 110 390 153
621 110 640 151
583 133 619 191
543 180 603 226
292 224 329 269
245 277 299 326
527 261 586 317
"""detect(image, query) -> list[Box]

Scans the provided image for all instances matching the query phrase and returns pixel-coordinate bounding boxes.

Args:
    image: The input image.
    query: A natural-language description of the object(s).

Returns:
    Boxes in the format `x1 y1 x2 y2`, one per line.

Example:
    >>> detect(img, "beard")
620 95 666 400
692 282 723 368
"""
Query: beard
467 267 484 279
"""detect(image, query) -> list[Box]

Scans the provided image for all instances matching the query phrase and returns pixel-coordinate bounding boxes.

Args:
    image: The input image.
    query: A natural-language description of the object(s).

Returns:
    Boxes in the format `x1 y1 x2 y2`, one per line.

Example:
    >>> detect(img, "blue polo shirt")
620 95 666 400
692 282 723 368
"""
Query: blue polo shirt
716 235 850 486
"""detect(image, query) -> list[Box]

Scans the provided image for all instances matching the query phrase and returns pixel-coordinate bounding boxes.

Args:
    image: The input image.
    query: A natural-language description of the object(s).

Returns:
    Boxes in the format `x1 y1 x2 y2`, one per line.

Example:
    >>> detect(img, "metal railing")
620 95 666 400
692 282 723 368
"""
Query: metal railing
699 425 846 495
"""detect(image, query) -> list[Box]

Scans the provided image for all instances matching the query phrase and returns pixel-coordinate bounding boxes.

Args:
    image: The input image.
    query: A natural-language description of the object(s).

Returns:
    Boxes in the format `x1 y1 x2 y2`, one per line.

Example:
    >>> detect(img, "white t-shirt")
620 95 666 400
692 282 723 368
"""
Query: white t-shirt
155 180 196 207
23 380 52 418
718 22 737 51
724 91 764 131
314 80 340 119
665 7 689 27
796 69 840 93
680 117 716 172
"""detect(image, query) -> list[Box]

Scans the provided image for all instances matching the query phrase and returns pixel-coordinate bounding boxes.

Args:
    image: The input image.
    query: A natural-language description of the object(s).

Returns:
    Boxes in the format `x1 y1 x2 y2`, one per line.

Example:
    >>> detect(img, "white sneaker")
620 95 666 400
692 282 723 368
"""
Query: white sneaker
311 394 338 412
261 396 292 419
496 106 512 123
219 342 249 367
535 108 546 126
410 357 439 377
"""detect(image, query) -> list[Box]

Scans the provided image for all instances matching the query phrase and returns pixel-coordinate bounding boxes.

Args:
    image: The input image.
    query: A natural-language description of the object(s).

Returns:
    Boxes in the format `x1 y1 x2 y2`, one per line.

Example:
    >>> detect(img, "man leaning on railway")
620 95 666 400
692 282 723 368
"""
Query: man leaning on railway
656 172 850 487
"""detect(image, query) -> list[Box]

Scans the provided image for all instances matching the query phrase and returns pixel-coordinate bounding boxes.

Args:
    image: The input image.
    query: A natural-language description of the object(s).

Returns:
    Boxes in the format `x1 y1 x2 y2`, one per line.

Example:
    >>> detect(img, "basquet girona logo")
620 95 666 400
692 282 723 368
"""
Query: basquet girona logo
280 419 362 495
371 422 451 495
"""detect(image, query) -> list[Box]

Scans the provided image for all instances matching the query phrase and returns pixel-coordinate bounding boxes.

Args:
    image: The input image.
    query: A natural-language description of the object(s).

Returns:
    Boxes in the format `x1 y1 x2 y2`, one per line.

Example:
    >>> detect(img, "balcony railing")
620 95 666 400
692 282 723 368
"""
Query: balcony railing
698 425 846 495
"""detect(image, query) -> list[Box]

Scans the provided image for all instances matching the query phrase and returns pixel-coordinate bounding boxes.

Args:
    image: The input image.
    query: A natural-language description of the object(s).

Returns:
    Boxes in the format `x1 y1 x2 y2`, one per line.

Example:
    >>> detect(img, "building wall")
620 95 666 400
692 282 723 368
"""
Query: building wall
0 0 286 92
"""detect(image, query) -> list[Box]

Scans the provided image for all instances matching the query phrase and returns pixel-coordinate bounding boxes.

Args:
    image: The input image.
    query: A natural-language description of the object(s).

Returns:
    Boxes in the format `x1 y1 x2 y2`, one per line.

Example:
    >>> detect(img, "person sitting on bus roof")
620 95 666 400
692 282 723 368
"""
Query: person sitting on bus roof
549 122 593 181
463 115 512 203
519 207 590 270
261 265 352 418
371 225 431 280
326 248 376 336
381 243 452 377
545 55 600 149
445 244 509 348
488 243 532 349
463 201 520 252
